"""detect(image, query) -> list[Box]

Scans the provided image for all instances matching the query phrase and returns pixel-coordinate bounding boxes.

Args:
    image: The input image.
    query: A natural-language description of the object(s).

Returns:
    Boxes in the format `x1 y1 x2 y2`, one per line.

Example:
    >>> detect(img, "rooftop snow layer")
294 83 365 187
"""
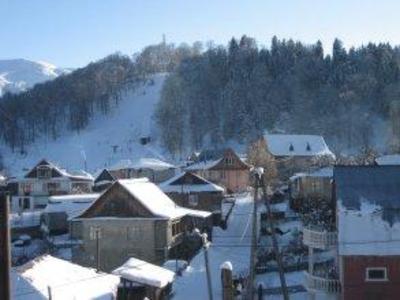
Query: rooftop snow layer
109 157 176 171
45 194 100 219
112 257 175 288
118 178 211 219
185 159 222 171
159 172 224 194
375 154 400 165
12 255 119 299
265 134 335 158
289 167 333 181
335 166 400 255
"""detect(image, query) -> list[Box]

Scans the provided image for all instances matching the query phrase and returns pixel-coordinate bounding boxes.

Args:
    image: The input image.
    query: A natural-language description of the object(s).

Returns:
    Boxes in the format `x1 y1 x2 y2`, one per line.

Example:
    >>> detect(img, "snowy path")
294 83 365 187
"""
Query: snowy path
173 194 253 300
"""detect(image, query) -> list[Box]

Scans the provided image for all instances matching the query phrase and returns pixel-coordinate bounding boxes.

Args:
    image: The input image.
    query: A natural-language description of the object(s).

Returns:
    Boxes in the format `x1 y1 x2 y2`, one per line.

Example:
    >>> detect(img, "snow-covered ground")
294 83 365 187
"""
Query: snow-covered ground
1 73 168 176
173 194 253 299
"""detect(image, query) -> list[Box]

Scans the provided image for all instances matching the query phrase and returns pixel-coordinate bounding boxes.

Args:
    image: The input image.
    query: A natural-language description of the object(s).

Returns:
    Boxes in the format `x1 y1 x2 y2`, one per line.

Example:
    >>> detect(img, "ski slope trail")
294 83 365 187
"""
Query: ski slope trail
1 73 168 176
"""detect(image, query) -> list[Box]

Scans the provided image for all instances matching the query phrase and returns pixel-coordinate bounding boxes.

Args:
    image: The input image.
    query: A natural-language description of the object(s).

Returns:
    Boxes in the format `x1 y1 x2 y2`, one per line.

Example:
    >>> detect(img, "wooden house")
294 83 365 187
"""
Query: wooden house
70 178 212 272
108 158 177 184
335 166 400 300
265 134 335 178
289 167 333 208
10 159 93 212
185 148 251 193
160 172 224 213
113 257 175 300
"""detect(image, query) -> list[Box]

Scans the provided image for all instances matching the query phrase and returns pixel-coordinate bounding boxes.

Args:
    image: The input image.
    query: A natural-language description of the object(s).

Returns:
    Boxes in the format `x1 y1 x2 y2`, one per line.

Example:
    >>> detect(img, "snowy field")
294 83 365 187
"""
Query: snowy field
1 73 167 176
173 194 253 299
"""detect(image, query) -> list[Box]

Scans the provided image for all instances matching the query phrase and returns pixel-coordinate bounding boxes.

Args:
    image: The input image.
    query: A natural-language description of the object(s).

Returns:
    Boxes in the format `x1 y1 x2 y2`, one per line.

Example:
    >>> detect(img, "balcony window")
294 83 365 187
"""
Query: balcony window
366 267 388 281
37 166 51 179
188 194 198 207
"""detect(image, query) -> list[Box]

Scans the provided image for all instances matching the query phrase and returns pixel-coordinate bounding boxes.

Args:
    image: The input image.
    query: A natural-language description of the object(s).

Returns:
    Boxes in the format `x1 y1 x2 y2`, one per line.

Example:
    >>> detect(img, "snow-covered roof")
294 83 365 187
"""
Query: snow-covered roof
112 257 175 288
289 167 333 181
159 172 224 194
109 158 176 171
264 134 335 158
45 194 100 219
118 178 211 219
375 154 400 165
335 166 400 255
12 255 119 299
185 159 222 171
24 159 94 181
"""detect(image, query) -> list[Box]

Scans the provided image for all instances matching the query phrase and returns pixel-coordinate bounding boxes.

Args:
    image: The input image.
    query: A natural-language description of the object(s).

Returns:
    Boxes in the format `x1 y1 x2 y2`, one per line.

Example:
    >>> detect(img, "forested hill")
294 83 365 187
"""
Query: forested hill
156 36 400 155
0 42 203 157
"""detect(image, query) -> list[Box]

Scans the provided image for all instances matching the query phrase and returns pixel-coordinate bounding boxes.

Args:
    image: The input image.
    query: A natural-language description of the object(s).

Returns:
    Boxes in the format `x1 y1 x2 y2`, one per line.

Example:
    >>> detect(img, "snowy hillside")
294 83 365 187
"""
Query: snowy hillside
0 59 66 95
1 73 168 176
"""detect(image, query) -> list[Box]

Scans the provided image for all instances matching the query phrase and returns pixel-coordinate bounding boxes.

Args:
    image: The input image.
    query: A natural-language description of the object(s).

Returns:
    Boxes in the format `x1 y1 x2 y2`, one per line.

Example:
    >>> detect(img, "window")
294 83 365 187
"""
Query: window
225 157 233 165
188 194 198 207
37 166 51 179
127 226 142 240
89 226 102 240
366 267 388 281
289 143 294 152
47 182 61 194
172 221 183 236
23 197 30 210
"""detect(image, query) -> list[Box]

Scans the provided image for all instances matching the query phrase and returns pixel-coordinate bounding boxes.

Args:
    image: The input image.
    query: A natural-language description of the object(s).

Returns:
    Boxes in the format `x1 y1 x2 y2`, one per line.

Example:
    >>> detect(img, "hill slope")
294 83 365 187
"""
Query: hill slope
0 59 66 95
1 73 167 176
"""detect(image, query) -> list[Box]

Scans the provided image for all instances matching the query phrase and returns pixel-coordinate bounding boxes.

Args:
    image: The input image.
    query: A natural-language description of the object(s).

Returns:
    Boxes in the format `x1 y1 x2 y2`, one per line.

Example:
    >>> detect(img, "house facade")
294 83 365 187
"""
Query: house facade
289 167 333 208
160 172 225 214
10 159 93 212
70 178 211 272
186 148 251 193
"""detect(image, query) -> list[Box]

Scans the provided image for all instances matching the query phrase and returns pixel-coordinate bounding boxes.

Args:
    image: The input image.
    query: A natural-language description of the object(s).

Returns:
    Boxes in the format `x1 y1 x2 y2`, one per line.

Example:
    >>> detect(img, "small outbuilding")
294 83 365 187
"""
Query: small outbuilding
113 257 175 300
160 172 225 215
42 193 99 234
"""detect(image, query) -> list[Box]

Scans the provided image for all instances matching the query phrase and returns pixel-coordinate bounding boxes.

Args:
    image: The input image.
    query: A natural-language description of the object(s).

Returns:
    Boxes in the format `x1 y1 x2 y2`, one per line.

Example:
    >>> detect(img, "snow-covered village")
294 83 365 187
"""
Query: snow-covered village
2 1 400 300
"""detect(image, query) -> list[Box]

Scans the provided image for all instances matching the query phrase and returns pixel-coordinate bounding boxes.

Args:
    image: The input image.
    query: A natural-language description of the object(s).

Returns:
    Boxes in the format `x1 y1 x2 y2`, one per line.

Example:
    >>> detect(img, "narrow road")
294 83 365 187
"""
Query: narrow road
173 194 253 300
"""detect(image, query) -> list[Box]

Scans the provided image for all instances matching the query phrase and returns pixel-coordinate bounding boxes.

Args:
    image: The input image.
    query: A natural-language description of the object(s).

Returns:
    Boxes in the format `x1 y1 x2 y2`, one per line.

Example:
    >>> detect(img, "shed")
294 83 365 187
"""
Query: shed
113 257 175 300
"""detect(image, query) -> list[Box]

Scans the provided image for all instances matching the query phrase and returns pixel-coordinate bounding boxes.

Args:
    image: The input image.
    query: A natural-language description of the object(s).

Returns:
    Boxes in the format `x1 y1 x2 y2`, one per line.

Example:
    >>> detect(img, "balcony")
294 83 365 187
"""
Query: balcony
304 271 341 294
303 226 337 250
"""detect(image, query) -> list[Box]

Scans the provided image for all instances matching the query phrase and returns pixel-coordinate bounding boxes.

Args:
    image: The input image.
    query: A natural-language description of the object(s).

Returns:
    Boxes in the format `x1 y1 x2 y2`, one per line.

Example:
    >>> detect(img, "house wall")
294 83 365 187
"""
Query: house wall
166 191 223 213
197 169 249 193
290 176 332 200
342 256 400 300
71 217 182 272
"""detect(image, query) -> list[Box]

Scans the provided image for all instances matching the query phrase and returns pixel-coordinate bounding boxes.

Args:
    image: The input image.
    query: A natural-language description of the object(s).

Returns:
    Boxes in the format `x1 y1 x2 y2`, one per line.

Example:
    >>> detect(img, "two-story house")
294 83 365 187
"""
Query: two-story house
10 159 93 212
265 134 335 178
303 166 400 300
70 178 212 272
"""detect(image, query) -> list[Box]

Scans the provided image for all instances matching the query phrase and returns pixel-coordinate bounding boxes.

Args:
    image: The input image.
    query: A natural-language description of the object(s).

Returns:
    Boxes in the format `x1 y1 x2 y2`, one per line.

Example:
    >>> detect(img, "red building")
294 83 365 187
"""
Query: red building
335 166 400 300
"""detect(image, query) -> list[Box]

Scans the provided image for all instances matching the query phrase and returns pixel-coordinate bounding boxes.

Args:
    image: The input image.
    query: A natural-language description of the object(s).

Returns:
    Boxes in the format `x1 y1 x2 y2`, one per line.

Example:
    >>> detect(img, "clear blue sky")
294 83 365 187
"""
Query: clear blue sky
1 0 400 68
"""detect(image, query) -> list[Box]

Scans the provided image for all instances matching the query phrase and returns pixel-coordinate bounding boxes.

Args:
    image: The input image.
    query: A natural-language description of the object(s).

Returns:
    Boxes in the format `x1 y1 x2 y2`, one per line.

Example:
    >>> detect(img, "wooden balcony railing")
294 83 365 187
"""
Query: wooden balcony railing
303 227 337 250
304 271 341 294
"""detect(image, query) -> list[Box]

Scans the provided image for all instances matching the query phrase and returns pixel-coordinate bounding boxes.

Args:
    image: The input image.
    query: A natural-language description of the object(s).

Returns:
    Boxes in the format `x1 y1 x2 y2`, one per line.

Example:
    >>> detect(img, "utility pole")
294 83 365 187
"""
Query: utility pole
247 169 260 299
202 233 213 300
95 228 101 272
0 192 11 300
259 173 289 300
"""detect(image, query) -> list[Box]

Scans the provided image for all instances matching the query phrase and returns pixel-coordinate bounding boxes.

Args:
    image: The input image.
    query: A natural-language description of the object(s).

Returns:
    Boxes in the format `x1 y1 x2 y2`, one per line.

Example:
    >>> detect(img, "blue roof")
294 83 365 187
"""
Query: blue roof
334 165 400 225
